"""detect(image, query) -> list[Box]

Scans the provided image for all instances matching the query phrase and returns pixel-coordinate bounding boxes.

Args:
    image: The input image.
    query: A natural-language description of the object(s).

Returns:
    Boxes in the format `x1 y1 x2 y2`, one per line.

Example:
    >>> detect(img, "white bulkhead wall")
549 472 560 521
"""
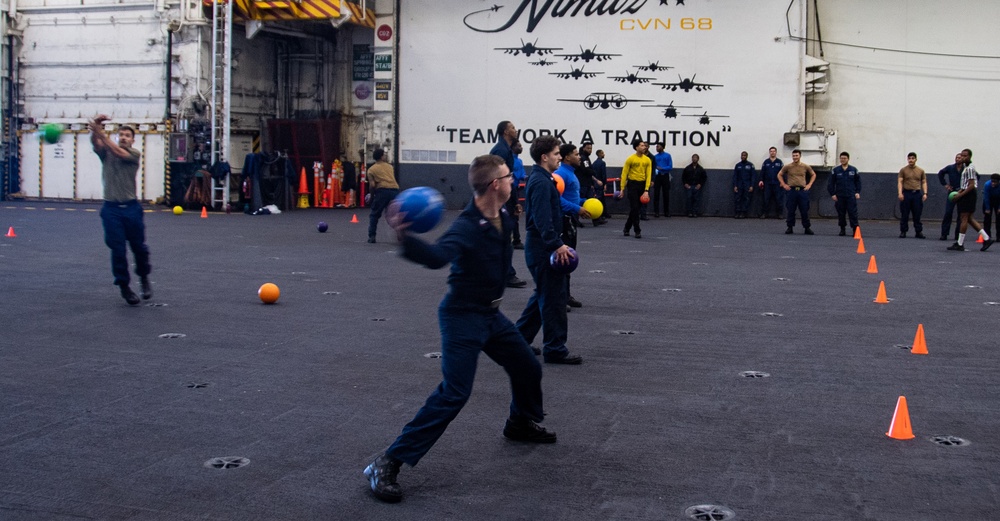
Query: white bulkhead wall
16 0 168 122
10 0 345 201
808 0 1000 172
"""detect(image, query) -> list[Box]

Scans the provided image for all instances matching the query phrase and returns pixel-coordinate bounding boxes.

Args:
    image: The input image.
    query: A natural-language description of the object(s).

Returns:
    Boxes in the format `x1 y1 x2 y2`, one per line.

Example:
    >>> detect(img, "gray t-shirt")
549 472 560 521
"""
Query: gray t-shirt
100 147 142 202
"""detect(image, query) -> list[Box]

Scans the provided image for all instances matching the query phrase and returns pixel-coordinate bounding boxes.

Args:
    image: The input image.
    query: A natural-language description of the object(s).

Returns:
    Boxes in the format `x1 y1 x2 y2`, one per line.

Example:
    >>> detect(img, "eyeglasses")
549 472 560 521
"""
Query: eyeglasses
494 173 513 182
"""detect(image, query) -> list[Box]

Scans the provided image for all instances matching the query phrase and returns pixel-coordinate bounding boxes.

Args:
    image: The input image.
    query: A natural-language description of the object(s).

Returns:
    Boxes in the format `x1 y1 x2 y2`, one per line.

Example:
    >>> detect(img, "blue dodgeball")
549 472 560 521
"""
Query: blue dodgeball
395 187 445 233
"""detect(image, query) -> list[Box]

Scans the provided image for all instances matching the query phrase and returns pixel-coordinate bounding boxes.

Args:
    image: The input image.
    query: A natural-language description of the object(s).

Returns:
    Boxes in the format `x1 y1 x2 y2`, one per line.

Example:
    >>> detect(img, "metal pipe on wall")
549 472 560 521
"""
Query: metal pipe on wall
165 28 172 120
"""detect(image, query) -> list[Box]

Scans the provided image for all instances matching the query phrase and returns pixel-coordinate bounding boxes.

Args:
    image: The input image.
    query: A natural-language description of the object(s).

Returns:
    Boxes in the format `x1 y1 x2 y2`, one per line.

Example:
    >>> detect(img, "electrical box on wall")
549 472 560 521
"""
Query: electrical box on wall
169 133 192 162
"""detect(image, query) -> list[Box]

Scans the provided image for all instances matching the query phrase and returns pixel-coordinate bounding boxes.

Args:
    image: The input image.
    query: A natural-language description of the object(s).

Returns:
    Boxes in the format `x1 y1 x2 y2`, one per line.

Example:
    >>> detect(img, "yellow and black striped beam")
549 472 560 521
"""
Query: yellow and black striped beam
344 1 375 29
234 0 343 21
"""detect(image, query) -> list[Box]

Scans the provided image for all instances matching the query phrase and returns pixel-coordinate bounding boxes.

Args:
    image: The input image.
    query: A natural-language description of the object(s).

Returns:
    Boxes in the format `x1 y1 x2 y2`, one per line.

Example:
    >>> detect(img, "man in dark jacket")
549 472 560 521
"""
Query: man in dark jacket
682 154 707 217
732 151 755 219
490 120 528 288
938 153 964 241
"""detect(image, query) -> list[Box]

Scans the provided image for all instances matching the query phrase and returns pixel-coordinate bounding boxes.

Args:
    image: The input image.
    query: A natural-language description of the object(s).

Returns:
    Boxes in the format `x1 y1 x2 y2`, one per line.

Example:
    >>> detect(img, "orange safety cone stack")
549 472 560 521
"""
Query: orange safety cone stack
350 214 359 223
911 324 928 355
312 162 323 208
886 396 915 440
857 238 866 254
5 227 15 237
874 281 889 304
867 255 879 274
359 163 367 208
297 167 311 209
854 226 862 239
201 206 208 218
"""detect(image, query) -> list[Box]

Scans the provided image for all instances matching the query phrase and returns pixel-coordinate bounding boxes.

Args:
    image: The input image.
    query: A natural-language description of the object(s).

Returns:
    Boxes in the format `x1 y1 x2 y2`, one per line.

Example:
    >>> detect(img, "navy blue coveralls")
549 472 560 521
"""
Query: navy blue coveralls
592 157 609 217
759 158 784 218
490 138 522 266
385 202 544 467
732 160 756 215
827 164 862 229
983 179 1000 238
516 164 572 362
938 163 963 240
101 201 151 287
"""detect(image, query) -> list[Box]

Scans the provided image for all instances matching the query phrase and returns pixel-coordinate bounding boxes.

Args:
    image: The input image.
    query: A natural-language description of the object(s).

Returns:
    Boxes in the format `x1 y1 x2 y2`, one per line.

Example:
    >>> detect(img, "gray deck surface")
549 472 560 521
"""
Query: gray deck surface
1 202 997 521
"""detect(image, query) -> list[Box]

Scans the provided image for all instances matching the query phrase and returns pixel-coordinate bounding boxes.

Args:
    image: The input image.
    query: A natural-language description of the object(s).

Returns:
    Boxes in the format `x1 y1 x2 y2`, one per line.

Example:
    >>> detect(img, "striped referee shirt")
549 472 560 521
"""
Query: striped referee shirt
960 163 979 190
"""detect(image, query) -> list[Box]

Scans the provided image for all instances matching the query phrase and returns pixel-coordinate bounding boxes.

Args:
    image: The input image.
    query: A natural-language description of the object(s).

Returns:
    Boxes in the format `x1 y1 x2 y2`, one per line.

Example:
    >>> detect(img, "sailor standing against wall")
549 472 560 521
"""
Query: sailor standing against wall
897 152 927 239
827 152 861 236
777 149 816 235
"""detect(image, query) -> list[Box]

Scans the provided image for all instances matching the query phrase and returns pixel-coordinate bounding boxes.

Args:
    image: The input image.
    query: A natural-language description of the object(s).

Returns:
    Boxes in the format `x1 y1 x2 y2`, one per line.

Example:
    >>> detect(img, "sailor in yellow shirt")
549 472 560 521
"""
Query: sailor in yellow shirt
620 140 652 238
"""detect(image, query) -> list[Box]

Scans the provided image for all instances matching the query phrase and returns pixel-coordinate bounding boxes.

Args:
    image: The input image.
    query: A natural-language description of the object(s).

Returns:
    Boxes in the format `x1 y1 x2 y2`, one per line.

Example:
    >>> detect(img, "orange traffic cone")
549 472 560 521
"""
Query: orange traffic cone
867 255 879 274
4 227 15 237
854 226 862 239
874 281 889 304
297 167 310 209
886 396 915 440
977 234 984 243
200 206 208 218
911 324 928 355
350 214 359 223
857 238 866 254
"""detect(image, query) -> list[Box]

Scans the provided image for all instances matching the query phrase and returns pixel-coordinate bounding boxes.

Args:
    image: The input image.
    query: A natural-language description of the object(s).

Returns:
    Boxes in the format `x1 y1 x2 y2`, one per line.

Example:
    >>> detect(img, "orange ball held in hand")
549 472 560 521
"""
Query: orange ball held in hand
552 173 565 195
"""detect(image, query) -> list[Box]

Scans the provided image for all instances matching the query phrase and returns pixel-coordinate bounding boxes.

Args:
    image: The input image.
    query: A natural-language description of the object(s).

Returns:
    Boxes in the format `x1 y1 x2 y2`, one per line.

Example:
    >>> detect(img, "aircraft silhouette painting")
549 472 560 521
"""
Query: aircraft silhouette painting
558 92 652 110
653 74 724 92
495 39 562 57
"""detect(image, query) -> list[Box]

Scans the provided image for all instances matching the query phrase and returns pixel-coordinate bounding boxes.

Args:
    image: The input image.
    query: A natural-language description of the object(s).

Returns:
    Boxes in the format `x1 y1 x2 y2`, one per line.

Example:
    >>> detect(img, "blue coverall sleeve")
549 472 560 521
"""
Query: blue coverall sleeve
401 224 466 269
528 177 563 253
984 182 991 212
559 197 580 214
854 169 862 195
938 167 949 186
827 170 836 196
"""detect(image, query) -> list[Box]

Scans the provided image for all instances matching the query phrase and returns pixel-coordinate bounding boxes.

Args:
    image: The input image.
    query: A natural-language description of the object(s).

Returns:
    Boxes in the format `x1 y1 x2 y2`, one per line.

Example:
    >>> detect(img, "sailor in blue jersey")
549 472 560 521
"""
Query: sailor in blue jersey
983 173 1000 240
510 139 527 248
553 143 592 309
653 142 673 217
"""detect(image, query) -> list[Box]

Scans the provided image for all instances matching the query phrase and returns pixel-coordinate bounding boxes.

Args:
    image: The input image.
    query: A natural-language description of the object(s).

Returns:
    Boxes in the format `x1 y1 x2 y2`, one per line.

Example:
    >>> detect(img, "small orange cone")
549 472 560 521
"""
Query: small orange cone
297 167 310 209
874 281 889 303
911 324 928 355
4 227 15 237
854 226 862 239
867 255 878 274
886 396 915 439
200 206 208 218
350 214 359 223
856 238 866 254
977 234 984 243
